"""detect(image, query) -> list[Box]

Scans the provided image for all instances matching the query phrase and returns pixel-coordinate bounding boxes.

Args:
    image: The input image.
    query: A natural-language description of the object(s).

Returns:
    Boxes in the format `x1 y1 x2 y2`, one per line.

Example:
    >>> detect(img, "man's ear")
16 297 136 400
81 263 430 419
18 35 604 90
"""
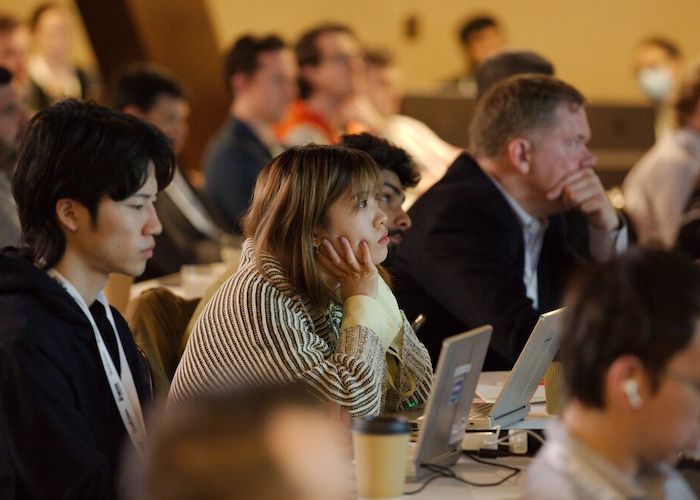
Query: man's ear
505 138 532 175
605 355 648 412
231 73 250 97
55 199 80 232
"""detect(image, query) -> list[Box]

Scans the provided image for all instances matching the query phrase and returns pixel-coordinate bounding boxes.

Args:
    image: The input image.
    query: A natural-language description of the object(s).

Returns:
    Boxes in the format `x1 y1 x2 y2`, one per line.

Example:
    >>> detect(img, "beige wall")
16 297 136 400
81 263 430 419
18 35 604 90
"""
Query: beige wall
205 0 700 103
3 0 699 103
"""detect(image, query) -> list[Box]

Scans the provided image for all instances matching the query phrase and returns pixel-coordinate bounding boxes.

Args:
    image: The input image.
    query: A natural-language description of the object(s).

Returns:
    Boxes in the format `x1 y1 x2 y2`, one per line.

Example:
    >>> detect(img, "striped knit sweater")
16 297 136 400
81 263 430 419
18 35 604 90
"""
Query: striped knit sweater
168 239 432 416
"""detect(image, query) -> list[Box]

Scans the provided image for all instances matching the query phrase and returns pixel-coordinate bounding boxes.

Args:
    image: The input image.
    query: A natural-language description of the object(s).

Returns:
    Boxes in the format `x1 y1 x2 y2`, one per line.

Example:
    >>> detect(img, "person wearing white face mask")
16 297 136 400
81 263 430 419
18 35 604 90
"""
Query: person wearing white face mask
634 36 684 138
624 60 700 248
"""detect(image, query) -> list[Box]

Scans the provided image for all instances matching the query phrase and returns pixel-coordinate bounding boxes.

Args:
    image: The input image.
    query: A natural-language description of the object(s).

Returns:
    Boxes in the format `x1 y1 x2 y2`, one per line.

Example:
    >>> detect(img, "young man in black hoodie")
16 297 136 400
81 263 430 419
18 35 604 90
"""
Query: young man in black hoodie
0 99 175 499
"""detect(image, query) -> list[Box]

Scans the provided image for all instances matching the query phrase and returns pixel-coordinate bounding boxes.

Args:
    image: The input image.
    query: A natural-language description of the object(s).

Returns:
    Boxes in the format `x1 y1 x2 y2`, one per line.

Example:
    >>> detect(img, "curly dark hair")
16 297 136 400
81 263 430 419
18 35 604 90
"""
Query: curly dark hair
339 133 420 189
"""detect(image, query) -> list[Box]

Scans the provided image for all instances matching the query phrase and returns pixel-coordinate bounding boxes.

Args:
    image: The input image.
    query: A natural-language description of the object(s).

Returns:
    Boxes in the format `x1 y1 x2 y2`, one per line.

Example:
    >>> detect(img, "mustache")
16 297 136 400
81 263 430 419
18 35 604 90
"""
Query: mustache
388 228 405 238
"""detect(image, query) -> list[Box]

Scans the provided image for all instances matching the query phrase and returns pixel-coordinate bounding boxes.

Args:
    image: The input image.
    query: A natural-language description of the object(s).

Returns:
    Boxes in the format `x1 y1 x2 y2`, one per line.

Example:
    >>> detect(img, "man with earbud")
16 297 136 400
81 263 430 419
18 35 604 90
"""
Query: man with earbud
523 247 700 499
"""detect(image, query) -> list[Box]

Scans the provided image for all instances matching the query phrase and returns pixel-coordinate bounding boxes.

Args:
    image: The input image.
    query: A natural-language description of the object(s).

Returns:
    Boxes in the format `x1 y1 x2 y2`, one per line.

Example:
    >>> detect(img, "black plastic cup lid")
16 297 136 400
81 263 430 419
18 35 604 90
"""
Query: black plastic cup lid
351 415 411 435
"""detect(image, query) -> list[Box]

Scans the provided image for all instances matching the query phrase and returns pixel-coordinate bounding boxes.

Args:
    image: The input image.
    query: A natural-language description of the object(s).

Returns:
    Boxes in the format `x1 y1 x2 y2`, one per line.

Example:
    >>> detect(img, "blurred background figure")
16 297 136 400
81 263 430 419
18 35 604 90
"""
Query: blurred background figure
624 58 700 248
27 2 99 112
276 23 363 145
444 14 506 96
634 35 684 137
0 15 30 106
474 49 555 98
123 384 351 500
114 64 225 281
356 49 460 196
204 34 295 233
0 66 27 248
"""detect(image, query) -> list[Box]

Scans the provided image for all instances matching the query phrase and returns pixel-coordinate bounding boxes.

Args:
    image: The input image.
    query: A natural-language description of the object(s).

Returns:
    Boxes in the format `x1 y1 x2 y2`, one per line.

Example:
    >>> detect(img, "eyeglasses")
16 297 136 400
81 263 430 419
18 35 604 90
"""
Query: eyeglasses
666 370 700 394
323 53 361 66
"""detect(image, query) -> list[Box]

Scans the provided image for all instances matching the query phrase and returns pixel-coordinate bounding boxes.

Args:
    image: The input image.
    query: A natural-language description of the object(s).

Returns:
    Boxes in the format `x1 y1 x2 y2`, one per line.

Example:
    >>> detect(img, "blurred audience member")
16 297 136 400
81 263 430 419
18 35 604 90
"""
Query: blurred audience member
634 36 684 137
624 59 700 248
339 133 419 268
0 15 30 104
123 384 351 500
524 248 700 499
115 64 224 280
444 14 505 96
0 66 26 248
394 75 627 368
358 50 460 195
0 99 174 499
475 49 554 98
170 146 432 416
27 3 99 111
275 23 362 145
204 34 295 232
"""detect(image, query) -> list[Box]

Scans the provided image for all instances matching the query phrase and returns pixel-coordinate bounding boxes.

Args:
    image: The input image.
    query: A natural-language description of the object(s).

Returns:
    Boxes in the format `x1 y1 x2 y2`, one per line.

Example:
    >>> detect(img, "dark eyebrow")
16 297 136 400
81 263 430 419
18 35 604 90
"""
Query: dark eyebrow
383 181 402 196
131 193 157 200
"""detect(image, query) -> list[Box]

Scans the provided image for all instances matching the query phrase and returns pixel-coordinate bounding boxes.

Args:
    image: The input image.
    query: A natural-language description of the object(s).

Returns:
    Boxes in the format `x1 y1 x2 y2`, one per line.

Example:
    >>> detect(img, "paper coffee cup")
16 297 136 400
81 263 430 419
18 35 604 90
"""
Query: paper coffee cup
352 416 410 499
544 361 566 415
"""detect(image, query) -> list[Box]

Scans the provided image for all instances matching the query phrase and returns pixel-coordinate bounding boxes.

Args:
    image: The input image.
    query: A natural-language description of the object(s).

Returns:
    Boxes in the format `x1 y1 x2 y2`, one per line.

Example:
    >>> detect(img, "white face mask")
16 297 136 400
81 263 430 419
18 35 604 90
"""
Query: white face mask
637 66 674 102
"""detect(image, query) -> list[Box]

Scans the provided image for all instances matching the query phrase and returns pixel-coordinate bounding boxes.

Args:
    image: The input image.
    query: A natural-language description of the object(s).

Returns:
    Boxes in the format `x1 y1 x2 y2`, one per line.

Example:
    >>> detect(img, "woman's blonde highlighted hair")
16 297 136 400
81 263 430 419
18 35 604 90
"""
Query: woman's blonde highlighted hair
243 145 382 310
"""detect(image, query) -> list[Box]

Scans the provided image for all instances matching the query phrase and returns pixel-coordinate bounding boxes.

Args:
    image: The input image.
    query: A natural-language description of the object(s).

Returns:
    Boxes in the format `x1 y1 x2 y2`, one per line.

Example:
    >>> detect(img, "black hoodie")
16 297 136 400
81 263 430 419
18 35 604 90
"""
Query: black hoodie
0 248 150 499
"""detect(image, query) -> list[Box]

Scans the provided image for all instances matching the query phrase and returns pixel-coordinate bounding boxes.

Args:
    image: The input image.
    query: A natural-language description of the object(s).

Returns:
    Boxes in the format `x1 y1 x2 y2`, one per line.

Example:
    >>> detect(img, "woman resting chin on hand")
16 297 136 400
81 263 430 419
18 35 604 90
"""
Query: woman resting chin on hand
168 145 433 416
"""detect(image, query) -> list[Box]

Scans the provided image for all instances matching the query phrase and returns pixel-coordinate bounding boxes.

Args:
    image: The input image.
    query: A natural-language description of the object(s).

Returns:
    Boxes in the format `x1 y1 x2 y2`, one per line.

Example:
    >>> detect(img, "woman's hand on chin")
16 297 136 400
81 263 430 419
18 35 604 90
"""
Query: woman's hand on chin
316 237 378 300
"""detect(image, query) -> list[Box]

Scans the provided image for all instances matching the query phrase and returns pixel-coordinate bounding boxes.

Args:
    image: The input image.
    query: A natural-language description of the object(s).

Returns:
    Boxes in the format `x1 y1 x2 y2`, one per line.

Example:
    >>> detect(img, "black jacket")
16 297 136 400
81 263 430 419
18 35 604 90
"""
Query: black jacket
393 153 590 370
0 248 150 499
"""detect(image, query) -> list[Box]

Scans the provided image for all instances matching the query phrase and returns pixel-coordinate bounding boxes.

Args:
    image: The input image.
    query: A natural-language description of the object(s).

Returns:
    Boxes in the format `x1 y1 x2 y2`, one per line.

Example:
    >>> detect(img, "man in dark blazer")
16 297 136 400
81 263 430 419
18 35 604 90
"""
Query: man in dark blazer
393 75 627 370
115 65 225 280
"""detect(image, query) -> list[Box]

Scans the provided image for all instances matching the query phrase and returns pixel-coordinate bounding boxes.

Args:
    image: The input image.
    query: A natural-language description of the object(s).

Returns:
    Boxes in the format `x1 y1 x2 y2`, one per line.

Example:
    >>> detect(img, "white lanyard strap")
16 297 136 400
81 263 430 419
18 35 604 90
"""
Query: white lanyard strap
47 270 147 454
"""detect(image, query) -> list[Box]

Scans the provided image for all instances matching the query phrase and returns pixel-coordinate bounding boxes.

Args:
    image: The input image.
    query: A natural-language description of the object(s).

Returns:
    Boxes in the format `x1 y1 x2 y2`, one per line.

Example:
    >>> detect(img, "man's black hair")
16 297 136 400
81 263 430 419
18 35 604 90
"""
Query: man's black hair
223 34 285 98
12 99 175 268
459 15 499 45
112 64 186 113
561 247 700 408
339 133 420 189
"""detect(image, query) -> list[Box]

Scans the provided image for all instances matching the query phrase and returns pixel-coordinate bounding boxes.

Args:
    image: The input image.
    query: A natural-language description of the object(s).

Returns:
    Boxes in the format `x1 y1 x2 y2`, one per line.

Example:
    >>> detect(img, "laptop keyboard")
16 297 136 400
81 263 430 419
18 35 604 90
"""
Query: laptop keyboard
469 402 494 419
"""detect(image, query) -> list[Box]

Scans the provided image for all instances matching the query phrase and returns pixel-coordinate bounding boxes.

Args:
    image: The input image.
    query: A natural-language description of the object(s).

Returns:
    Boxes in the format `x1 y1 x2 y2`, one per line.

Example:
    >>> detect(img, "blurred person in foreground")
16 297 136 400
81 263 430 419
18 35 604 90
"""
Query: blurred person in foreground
523 247 700 499
123 383 351 500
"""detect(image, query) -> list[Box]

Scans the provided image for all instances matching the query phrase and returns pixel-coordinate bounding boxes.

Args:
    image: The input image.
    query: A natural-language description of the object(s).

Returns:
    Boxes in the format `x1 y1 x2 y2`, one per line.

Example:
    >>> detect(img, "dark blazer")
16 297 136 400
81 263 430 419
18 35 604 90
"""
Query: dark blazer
204 116 273 233
393 153 590 370
139 169 223 281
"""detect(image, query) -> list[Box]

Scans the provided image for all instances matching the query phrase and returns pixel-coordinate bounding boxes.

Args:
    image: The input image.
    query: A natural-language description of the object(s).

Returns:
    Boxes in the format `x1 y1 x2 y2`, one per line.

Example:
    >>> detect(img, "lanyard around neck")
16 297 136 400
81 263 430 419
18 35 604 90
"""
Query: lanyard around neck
47 269 147 454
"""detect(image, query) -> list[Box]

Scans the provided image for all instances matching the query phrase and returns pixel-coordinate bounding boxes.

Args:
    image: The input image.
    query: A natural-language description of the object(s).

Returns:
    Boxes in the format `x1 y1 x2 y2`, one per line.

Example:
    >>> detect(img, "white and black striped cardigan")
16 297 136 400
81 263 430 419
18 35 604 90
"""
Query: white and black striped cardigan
168 240 432 416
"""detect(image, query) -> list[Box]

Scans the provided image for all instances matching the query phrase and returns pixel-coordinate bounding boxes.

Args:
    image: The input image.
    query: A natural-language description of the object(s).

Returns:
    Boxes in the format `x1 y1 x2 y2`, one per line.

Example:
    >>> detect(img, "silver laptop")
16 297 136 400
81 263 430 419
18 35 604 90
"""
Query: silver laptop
468 308 565 430
405 325 492 481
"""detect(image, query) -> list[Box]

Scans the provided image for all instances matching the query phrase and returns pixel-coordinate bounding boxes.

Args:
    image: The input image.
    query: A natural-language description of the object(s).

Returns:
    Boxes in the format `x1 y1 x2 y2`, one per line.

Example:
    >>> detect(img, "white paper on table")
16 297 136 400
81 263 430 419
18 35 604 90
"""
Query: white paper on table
475 370 546 404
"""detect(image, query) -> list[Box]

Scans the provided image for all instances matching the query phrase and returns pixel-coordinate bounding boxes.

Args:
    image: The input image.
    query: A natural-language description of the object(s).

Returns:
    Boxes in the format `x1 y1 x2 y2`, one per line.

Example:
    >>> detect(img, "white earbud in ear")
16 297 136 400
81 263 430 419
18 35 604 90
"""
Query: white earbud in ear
622 378 643 409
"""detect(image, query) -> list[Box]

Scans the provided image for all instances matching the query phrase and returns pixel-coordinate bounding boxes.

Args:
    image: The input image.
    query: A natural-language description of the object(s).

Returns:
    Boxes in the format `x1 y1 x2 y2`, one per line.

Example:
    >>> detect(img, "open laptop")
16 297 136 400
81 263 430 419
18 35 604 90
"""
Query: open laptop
403 325 492 481
467 308 565 430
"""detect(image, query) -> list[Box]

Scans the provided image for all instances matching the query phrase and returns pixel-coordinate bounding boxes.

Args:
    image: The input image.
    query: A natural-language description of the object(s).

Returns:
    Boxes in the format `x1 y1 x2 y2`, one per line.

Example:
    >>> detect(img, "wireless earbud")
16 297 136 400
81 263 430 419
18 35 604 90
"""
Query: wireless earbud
622 378 643 409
